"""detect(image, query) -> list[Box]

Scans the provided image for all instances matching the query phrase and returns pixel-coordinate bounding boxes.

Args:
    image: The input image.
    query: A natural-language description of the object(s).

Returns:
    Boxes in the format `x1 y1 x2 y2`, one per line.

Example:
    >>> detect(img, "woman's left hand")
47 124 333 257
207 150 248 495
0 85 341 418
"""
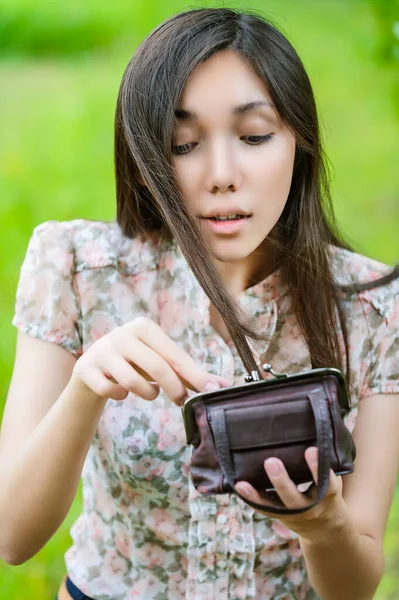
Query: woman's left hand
235 446 346 543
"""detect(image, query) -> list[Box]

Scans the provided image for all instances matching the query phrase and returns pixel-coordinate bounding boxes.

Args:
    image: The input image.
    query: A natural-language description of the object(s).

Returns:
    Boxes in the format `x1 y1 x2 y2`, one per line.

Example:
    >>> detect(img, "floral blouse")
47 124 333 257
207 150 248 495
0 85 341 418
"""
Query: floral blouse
12 219 399 600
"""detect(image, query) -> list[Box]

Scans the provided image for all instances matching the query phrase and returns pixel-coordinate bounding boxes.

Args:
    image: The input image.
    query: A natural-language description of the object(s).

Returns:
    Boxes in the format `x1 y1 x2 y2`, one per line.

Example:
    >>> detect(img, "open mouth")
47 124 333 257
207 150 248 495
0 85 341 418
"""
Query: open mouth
201 215 250 221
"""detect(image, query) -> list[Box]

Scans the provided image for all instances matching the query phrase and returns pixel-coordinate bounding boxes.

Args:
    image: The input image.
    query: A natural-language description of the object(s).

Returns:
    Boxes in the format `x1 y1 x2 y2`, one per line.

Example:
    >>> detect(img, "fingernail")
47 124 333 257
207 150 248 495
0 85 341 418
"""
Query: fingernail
204 381 221 392
308 447 318 465
265 458 281 476
237 483 252 496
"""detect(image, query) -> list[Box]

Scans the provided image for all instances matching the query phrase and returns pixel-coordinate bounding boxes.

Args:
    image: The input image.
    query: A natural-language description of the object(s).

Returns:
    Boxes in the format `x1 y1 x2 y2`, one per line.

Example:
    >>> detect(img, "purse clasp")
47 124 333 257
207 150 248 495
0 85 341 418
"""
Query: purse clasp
244 363 289 383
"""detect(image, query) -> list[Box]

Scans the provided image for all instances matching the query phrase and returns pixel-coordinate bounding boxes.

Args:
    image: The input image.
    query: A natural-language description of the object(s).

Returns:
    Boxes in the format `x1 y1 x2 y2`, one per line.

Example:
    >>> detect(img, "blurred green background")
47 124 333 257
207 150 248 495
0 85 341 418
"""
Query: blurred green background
0 0 398 598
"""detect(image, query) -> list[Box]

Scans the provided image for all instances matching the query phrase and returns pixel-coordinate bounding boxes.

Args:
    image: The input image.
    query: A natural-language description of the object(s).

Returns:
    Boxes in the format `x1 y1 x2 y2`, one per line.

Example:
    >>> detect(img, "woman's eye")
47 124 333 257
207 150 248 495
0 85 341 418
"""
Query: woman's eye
171 142 197 156
171 134 274 156
242 134 274 144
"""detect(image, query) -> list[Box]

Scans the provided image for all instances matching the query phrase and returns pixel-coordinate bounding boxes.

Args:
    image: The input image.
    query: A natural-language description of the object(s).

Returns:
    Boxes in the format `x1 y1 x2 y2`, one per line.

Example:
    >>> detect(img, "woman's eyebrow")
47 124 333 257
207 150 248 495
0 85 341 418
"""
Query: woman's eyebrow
174 100 276 122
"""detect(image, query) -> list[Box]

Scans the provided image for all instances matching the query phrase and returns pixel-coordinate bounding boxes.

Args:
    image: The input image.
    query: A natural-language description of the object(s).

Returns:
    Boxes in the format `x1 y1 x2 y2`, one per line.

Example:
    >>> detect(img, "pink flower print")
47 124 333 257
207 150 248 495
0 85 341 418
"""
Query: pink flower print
29 272 51 314
151 408 174 433
391 296 399 322
199 551 215 570
110 280 138 315
137 542 166 568
181 553 188 572
226 514 241 538
181 461 190 477
158 289 188 333
75 275 99 314
167 482 189 509
51 243 74 270
188 477 203 500
89 314 115 342
100 402 133 438
344 406 358 433
67 543 99 569
190 307 207 326
126 427 150 456
144 508 183 545
213 576 230 597
96 428 113 455
272 519 297 541
103 548 129 578
230 580 248 600
382 381 399 393
93 478 117 520
118 478 160 512
153 408 186 437
284 562 303 585
156 427 186 454
114 523 133 559
198 519 216 539
129 270 158 301
78 239 108 265
151 409 186 454
254 572 276 597
159 252 176 271
125 574 163 599
89 512 109 544
255 311 275 332
130 455 162 478
287 538 303 560
350 326 367 357
167 574 187 599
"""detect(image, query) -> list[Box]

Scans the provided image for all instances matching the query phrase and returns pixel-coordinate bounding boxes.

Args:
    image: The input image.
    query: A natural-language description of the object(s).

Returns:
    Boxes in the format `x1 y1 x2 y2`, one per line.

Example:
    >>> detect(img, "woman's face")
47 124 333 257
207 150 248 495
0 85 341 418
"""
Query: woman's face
171 49 296 284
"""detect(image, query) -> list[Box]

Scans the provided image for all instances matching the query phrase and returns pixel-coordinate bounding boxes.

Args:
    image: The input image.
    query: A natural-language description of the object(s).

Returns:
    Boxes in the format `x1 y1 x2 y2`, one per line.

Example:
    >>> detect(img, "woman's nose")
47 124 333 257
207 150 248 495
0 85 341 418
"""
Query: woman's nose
205 139 241 193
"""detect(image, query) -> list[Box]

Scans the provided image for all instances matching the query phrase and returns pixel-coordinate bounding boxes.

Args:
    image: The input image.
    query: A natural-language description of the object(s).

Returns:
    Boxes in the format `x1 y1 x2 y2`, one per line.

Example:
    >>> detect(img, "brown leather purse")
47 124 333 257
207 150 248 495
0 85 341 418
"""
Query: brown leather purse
182 363 356 514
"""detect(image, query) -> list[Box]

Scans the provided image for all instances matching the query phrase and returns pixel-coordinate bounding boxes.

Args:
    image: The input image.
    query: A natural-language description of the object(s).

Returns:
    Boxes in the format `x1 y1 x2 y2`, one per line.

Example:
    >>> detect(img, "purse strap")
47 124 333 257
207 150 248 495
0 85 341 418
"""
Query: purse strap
210 388 332 515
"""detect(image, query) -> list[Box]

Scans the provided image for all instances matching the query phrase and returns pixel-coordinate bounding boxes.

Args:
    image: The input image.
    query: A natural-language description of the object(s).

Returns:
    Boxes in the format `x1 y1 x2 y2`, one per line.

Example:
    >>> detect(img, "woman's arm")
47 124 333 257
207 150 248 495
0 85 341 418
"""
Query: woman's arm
0 332 107 565
300 392 399 600
299 510 382 600
1 319 227 565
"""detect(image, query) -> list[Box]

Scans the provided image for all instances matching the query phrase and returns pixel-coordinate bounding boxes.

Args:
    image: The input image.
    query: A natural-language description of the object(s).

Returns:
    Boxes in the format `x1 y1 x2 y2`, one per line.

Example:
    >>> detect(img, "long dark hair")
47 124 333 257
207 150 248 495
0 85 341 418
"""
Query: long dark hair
114 7 399 394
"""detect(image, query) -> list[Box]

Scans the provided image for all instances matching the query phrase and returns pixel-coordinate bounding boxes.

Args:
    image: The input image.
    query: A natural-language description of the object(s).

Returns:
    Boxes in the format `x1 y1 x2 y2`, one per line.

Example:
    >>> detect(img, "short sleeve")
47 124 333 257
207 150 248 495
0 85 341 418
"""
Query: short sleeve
359 281 399 399
12 220 83 358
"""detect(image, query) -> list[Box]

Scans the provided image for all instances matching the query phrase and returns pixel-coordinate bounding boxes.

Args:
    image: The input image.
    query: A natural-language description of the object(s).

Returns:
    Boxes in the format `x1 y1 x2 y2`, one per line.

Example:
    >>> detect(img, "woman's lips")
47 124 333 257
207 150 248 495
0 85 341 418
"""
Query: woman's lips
200 215 251 234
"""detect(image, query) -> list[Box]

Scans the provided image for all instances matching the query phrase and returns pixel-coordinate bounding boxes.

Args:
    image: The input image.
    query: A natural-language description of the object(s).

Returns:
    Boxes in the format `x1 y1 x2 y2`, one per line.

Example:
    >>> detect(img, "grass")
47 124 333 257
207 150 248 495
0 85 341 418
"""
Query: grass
0 1 398 597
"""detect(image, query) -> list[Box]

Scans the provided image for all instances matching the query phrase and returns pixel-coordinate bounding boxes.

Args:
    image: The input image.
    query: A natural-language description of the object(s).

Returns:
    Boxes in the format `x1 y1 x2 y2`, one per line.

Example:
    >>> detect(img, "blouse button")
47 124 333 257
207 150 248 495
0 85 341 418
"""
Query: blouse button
217 514 228 525
218 560 227 569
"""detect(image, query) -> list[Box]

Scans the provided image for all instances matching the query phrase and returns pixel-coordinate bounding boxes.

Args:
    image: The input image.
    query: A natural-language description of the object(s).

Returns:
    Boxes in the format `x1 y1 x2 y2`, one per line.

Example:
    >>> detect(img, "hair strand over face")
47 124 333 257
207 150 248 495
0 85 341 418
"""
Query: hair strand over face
114 7 399 396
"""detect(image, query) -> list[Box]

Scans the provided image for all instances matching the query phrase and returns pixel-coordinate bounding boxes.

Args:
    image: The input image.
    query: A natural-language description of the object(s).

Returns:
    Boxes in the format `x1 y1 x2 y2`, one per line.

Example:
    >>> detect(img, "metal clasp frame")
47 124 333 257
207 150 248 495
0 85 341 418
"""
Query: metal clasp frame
244 363 289 383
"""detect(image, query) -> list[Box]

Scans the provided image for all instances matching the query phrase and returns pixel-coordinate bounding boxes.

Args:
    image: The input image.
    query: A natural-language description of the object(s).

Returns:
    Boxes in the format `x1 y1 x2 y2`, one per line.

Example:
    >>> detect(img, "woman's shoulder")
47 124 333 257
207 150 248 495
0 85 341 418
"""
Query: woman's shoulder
328 244 399 323
30 218 161 275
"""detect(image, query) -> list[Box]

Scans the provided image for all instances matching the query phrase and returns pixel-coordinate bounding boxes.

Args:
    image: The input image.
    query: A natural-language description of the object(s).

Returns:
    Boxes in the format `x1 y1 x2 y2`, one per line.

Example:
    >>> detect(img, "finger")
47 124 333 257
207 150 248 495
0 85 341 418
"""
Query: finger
304 446 319 484
102 355 162 401
302 482 317 500
85 366 130 401
263 458 310 510
126 318 230 392
106 342 188 405
235 481 287 510
304 447 341 496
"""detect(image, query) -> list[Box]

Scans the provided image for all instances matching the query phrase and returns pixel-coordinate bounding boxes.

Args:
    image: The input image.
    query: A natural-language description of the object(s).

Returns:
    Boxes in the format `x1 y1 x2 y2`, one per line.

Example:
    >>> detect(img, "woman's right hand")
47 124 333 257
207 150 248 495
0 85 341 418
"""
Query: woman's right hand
71 316 230 405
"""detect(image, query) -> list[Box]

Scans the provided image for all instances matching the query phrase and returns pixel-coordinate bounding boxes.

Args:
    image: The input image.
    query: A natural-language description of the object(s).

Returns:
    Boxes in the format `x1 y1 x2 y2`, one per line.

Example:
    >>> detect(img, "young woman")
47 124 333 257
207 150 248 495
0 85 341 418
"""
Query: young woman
1 7 398 600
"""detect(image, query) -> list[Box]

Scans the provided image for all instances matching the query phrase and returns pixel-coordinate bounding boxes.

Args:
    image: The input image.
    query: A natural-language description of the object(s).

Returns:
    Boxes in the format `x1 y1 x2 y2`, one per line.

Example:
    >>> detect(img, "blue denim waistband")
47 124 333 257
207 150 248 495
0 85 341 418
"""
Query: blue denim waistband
66 576 95 600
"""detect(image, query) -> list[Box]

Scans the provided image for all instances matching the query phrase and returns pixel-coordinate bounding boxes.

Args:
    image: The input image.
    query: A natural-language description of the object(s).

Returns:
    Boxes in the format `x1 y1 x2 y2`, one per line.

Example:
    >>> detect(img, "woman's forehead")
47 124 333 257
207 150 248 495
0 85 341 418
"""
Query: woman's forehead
181 50 268 94
174 51 276 120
